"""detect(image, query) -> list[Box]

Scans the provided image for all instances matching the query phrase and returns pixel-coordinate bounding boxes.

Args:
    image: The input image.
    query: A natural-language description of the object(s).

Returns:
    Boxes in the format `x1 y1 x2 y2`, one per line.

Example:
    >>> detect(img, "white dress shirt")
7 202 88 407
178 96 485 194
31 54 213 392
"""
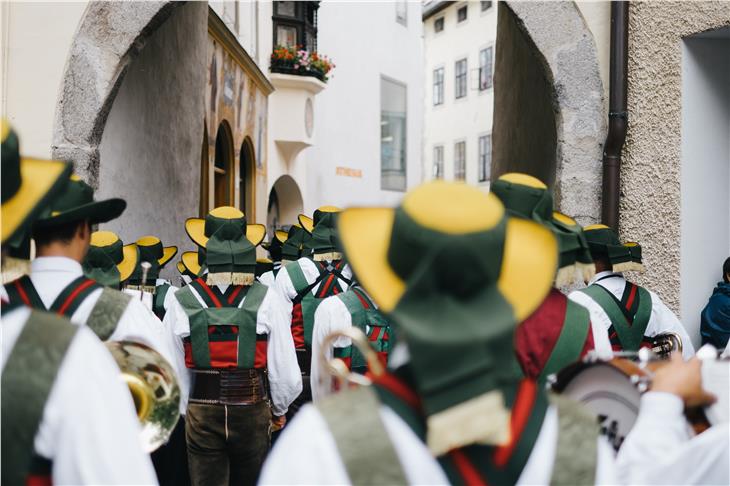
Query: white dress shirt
311 293 382 403
258 270 276 288
1 307 158 485
259 400 618 485
123 279 180 315
274 258 353 317
569 271 695 359
1 257 180 376
163 283 302 416
617 392 729 485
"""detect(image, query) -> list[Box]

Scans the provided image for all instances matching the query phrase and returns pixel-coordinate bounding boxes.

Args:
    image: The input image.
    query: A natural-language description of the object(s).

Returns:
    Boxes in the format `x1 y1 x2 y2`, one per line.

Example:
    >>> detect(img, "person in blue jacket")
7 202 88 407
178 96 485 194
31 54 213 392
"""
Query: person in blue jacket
701 257 730 349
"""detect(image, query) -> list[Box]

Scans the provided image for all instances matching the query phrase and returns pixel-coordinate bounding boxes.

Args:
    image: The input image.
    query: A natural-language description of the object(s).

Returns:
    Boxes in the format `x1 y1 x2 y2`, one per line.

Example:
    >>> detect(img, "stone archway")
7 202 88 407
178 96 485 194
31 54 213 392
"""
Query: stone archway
51 1 181 187
267 175 304 232
494 2 606 224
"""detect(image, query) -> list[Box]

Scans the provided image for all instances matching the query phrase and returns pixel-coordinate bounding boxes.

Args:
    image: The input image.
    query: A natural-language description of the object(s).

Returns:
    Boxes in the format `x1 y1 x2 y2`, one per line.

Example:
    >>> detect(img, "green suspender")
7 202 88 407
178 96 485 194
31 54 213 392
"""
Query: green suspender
175 283 267 369
86 287 131 340
548 393 599 486
153 283 171 318
317 386 409 486
287 262 321 348
2 311 79 486
5 276 46 309
579 284 652 351
48 276 102 317
538 300 591 383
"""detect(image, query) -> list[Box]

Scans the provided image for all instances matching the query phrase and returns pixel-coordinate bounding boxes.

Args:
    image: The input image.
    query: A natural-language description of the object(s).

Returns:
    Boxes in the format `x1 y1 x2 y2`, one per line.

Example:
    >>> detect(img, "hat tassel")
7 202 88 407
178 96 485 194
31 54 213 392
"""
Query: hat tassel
313 251 343 262
206 272 255 286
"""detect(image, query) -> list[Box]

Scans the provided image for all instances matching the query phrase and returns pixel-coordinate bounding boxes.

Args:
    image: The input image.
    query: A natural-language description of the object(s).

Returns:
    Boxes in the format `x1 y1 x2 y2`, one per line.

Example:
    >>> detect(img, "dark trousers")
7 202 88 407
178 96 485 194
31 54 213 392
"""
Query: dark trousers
152 417 191 486
186 401 271 486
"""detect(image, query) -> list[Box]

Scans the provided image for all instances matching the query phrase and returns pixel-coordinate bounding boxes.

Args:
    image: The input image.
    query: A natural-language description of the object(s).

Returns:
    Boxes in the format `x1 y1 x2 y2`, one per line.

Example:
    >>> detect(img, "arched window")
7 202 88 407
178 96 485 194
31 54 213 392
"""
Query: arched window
214 122 233 207
199 122 209 216
239 137 256 220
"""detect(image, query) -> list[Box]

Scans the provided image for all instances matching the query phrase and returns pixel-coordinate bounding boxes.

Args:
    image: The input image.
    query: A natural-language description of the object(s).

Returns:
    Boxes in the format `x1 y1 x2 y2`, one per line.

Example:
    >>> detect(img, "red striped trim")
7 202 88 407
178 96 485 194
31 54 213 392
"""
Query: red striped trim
196 278 222 308
318 274 336 297
373 373 421 411
56 279 96 315
492 379 537 467
14 280 31 306
450 449 489 486
625 283 638 311
353 288 371 309
227 285 243 305
26 474 52 486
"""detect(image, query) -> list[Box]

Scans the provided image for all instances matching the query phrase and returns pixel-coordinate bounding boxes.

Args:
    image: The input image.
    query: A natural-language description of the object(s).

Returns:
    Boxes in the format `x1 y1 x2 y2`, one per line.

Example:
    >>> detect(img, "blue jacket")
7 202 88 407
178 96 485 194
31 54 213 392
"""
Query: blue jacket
700 282 730 349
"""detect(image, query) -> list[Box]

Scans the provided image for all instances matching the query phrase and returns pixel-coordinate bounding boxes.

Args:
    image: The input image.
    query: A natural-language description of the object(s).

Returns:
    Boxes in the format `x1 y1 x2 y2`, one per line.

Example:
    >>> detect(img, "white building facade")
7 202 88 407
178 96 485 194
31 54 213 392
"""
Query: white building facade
422 0 497 189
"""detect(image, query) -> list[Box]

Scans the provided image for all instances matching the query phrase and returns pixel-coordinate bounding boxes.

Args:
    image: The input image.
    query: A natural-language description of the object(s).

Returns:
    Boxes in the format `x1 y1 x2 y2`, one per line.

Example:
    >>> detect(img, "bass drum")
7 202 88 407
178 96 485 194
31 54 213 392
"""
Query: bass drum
550 359 657 451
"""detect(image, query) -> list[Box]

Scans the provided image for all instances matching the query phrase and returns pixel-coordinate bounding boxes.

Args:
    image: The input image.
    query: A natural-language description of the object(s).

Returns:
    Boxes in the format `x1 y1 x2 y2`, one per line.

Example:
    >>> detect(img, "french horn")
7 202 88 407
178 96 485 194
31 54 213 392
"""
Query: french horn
105 340 181 452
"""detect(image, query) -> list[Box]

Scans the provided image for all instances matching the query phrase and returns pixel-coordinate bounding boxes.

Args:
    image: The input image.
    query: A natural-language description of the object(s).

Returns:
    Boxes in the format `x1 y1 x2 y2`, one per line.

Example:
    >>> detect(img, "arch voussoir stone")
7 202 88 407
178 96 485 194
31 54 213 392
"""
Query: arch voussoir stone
52 0 180 187
504 1 606 225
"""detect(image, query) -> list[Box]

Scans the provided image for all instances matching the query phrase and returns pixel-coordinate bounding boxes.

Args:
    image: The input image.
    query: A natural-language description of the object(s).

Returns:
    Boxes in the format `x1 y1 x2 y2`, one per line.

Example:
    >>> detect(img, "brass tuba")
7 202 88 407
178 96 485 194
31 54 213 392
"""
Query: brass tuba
650 332 683 358
105 340 181 452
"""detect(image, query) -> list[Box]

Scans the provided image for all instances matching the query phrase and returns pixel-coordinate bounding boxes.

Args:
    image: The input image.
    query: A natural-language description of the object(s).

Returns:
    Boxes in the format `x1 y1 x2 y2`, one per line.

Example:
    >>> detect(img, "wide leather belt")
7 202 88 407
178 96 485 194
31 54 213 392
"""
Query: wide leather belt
296 349 312 375
190 369 268 405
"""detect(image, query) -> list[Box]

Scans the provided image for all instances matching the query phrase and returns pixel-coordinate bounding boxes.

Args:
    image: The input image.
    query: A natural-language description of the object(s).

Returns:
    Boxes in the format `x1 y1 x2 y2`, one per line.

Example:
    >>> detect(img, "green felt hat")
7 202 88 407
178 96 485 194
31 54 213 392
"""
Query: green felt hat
262 229 288 262
127 236 178 285
339 181 557 455
83 231 139 287
185 206 265 286
280 224 311 262
177 249 206 280
1 119 72 245
491 173 595 286
583 224 645 273
33 175 126 229
299 206 342 261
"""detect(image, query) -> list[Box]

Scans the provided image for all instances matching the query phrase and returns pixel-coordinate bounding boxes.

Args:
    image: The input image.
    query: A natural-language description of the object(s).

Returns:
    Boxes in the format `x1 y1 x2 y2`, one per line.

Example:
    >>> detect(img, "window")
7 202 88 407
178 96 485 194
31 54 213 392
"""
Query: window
455 59 467 99
396 0 407 26
457 5 468 22
434 17 444 33
381 77 407 191
479 47 493 91
454 141 466 180
433 68 444 106
481 1 493 12
200 124 209 216
214 122 233 207
272 1 318 51
240 138 256 218
433 146 444 179
478 135 492 182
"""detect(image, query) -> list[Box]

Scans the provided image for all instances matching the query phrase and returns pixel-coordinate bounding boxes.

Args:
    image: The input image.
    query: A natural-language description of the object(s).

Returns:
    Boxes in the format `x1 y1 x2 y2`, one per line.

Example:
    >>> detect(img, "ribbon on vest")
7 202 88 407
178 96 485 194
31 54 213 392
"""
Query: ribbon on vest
83 239 123 287
204 214 256 286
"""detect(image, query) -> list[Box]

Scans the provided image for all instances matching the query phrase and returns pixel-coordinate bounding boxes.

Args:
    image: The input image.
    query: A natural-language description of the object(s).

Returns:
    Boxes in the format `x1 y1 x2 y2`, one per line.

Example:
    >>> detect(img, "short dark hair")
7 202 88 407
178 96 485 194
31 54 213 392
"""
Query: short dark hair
724 257 730 283
32 220 88 247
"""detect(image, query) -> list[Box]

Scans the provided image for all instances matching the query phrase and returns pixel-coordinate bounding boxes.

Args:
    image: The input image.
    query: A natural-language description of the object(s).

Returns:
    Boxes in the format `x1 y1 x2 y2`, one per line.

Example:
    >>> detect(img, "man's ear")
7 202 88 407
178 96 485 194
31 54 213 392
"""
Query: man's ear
77 220 91 241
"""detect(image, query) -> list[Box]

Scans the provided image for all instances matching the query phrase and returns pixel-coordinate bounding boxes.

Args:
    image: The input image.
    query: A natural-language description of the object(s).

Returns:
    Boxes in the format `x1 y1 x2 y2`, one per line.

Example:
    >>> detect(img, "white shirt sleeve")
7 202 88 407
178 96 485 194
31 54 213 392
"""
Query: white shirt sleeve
568 290 614 359
645 291 696 358
258 271 275 288
39 326 158 485
257 288 302 416
259 404 449 485
617 392 728 485
161 293 192 415
311 296 353 403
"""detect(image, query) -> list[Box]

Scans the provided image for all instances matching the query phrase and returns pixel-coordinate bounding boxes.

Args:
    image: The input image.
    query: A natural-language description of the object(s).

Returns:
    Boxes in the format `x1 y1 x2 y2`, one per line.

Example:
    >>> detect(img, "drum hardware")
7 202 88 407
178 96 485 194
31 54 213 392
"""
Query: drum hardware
105 340 181 452
320 327 385 388
650 332 683 358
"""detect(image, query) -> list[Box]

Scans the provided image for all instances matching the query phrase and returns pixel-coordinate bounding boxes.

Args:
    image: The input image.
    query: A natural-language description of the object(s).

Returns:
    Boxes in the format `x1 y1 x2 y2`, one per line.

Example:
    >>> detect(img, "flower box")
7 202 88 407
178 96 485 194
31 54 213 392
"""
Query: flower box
270 46 335 83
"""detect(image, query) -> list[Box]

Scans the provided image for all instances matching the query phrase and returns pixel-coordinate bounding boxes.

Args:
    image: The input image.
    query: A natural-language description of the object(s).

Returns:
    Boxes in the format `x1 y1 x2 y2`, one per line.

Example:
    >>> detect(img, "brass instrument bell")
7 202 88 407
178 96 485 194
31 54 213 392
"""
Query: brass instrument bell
105 340 181 452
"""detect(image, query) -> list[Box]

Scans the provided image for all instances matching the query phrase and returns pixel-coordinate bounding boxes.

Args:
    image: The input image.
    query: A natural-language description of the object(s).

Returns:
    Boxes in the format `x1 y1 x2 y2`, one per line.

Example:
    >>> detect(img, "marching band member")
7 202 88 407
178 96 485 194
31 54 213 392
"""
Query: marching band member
2 174 177 369
0 121 157 485
258 228 288 286
310 280 394 401
491 173 606 380
274 207 354 419
569 225 695 358
177 249 204 286
162 207 301 486
124 235 179 319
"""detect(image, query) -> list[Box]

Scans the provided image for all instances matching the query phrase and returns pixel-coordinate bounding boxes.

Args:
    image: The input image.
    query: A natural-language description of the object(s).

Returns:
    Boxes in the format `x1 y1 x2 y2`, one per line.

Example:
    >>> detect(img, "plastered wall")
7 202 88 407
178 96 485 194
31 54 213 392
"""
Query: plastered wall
621 2 730 317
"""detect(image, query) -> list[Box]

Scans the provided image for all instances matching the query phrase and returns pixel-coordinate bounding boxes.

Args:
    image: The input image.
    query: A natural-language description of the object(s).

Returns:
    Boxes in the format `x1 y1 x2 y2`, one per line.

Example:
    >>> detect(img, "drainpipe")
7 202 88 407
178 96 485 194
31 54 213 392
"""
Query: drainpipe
601 1 629 230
